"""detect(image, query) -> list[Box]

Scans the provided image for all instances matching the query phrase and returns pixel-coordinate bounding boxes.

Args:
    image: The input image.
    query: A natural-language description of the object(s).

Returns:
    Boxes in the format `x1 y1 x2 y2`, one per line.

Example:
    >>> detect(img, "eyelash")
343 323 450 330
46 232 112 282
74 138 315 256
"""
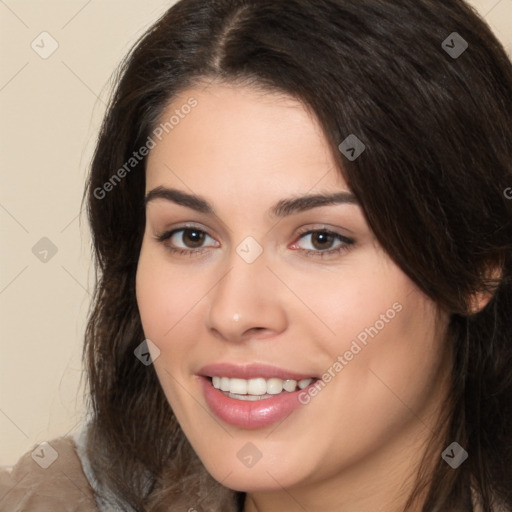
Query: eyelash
154 225 355 259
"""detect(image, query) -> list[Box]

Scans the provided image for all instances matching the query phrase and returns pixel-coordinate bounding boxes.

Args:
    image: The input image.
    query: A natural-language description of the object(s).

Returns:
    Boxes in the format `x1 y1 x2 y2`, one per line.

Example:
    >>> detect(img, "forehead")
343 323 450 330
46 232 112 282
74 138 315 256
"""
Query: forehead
145 83 348 196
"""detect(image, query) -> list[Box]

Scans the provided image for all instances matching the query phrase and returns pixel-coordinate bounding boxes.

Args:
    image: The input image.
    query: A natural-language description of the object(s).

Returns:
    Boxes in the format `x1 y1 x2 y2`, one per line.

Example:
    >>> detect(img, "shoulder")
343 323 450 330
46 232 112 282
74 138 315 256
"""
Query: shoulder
0 435 98 511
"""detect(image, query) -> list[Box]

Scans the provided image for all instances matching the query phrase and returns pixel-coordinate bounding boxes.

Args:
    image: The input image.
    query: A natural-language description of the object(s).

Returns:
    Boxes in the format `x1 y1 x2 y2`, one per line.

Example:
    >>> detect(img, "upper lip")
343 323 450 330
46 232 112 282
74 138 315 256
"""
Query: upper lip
198 363 318 381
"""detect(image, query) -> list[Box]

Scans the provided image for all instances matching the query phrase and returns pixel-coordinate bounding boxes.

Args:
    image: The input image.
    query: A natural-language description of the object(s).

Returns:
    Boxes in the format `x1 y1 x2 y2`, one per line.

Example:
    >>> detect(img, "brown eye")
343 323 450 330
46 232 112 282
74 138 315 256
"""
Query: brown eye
179 229 206 248
292 229 355 259
156 226 218 256
309 231 336 250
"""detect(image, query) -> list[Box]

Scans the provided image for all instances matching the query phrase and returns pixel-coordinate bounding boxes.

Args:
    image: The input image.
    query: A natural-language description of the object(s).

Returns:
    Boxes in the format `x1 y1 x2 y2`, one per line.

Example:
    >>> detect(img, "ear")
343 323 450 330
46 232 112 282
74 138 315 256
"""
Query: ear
468 290 494 314
467 264 502 314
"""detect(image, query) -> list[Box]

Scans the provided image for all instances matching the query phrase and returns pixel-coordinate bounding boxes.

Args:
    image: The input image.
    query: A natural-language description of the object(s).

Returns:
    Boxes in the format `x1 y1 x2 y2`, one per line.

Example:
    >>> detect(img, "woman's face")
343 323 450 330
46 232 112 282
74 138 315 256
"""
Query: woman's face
136 82 451 501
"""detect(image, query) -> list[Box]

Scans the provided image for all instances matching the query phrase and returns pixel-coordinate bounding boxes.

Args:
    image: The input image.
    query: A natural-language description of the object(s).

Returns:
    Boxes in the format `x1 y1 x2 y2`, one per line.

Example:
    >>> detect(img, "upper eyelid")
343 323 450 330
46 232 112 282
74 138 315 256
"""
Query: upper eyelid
159 225 353 245
146 203 359 237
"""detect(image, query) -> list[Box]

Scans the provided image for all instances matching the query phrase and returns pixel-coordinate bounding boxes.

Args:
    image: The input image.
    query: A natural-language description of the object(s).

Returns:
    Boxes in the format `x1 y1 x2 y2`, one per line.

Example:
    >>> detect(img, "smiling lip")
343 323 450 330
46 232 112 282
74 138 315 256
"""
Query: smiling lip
198 362 318 381
197 363 319 429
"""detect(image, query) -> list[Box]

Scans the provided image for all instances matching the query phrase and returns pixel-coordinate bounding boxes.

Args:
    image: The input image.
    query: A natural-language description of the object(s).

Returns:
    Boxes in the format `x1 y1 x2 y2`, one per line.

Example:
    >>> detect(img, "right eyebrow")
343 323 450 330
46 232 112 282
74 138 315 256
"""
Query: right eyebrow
145 186 214 214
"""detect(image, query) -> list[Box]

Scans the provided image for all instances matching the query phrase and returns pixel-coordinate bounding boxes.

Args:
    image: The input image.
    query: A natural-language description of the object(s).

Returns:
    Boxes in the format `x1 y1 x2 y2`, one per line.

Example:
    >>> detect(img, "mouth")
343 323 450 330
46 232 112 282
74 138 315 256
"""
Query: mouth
209 375 317 401
198 364 321 429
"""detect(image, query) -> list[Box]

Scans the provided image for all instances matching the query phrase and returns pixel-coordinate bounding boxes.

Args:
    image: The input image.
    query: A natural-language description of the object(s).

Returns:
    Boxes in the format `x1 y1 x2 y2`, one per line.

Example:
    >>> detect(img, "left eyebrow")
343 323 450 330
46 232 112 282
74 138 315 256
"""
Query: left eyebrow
270 191 358 218
144 186 358 218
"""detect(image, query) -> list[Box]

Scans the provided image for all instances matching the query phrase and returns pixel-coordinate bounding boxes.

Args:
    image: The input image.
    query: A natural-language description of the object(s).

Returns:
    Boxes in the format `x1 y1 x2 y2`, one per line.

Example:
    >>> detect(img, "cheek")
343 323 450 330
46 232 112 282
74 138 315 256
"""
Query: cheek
311 253 447 422
310 250 406 358
135 246 195 408
324 285 446 435
136 244 199 341
136 255 168 338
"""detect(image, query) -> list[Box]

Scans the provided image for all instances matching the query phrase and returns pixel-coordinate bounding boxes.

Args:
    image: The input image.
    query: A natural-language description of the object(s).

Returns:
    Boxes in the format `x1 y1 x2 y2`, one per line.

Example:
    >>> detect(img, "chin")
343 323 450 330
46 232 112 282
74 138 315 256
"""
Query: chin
200 455 307 493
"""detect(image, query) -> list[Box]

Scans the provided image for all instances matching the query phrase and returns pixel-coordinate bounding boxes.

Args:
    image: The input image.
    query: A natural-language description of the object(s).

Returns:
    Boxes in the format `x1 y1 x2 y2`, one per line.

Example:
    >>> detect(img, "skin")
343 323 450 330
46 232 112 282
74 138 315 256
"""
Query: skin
135 81 455 512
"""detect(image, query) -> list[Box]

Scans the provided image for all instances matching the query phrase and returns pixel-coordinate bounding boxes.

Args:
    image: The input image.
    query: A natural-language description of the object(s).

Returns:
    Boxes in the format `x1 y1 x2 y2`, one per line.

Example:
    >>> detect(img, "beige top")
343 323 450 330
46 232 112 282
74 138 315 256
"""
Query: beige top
0 436 98 511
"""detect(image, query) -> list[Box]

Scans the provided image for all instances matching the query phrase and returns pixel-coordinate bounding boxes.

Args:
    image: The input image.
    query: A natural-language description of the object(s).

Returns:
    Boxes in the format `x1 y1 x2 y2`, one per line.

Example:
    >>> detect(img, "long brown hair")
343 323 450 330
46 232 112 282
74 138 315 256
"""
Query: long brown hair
82 1 512 510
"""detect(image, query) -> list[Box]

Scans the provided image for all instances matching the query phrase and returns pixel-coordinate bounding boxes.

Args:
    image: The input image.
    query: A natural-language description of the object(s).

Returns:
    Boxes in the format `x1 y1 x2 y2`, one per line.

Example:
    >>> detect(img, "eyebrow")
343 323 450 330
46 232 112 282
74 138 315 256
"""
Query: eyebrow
144 186 358 218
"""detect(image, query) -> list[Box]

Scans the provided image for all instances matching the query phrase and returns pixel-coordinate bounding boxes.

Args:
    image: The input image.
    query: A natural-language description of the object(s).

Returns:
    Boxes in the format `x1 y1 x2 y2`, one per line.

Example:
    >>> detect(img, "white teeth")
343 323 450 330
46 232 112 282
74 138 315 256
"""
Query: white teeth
220 377 230 391
267 378 283 394
228 392 266 401
283 379 297 392
247 378 267 395
229 378 247 395
211 376 314 395
298 378 313 389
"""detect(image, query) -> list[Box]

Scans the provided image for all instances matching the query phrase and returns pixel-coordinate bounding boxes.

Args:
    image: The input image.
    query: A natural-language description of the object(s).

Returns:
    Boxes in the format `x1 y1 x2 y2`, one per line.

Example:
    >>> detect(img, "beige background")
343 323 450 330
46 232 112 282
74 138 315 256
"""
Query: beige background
1 0 511 466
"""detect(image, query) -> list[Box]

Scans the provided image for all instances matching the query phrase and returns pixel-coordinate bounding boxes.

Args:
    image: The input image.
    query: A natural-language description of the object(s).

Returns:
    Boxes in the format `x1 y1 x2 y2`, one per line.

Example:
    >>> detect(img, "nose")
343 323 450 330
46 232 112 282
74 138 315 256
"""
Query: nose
205 249 288 343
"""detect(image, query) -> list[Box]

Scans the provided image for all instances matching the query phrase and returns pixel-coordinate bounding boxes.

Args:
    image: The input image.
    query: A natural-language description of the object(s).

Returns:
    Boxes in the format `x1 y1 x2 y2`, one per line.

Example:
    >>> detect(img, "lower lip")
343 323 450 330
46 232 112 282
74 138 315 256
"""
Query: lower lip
200 376 316 429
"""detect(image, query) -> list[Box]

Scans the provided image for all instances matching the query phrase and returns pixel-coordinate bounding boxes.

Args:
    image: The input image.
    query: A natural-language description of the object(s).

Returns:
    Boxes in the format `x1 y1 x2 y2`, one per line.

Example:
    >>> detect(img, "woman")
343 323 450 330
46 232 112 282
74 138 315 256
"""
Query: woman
1 0 511 510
